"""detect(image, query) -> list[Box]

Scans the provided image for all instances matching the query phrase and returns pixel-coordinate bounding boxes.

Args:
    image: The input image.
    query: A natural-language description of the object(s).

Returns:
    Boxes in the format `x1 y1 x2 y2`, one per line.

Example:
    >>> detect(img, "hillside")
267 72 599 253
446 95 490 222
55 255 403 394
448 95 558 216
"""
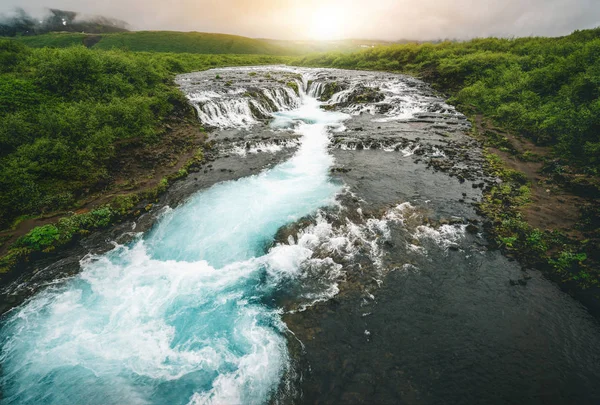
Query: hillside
10 33 88 49
9 31 392 55
93 31 292 54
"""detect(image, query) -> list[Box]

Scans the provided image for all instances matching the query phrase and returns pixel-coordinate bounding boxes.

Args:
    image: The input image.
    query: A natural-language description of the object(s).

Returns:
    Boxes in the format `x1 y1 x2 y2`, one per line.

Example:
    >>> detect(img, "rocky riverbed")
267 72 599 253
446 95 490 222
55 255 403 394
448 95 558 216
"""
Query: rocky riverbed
1 67 600 405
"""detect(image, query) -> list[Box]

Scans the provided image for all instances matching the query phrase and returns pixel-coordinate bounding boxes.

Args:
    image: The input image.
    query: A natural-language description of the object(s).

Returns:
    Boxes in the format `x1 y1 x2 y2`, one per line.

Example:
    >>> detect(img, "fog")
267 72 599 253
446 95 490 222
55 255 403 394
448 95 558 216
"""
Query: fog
2 0 599 40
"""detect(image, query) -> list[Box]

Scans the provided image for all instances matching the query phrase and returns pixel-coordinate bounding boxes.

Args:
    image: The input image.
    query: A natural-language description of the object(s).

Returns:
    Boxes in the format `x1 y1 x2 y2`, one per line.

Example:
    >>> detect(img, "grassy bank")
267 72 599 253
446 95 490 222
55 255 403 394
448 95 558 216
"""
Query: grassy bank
0 40 289 276
0 41 288 229
294 28 600 301
294 29 600 174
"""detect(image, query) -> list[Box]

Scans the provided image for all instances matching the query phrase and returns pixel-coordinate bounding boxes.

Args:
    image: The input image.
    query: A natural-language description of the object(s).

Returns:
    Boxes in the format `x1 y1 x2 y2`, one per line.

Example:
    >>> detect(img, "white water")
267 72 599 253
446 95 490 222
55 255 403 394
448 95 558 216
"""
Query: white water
0 91 347 404
189 85 301 128
0 67 472 405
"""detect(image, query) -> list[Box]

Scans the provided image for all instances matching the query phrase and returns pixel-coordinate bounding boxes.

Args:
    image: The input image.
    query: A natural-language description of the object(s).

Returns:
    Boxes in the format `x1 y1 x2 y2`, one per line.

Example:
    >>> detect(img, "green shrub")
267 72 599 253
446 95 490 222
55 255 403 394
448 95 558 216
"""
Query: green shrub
16 224 60 251
549 251 588 273
294 29 600 173
0 44 286 229
0 40 29 73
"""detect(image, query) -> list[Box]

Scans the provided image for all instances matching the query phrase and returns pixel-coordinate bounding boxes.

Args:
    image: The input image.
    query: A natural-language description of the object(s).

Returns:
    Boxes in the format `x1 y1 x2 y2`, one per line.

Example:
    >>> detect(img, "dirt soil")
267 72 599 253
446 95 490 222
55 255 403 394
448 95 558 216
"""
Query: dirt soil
474 115 586 240
0 122 206 255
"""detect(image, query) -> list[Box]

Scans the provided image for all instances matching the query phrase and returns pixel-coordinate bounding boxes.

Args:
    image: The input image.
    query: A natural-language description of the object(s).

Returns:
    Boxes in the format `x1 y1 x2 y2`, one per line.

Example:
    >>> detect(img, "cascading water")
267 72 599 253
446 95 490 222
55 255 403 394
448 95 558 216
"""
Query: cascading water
4 66 600 405
0 73 347 405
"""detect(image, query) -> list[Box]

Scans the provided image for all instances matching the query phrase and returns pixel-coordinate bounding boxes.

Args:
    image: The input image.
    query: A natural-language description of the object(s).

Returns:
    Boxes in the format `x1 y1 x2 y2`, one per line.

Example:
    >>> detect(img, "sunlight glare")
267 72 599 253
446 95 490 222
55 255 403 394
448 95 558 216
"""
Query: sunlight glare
309 6 345 40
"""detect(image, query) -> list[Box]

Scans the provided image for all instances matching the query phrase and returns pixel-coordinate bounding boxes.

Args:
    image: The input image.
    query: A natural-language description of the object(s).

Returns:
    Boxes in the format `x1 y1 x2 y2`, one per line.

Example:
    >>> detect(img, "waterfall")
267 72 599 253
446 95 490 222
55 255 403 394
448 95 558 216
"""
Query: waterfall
0 67 471 405
183 75 304 129
0 70 349 405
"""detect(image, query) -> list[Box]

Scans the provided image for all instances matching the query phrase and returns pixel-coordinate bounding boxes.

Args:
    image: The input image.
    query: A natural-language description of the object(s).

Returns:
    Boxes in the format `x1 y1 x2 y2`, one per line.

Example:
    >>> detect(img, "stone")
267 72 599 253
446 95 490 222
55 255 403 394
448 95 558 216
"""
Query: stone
466 224 479 234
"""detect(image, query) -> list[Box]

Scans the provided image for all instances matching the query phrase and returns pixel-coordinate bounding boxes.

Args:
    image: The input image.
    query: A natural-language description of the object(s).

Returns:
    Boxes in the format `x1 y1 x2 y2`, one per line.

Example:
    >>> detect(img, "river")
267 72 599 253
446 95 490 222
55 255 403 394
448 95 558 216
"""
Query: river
1 67 599 405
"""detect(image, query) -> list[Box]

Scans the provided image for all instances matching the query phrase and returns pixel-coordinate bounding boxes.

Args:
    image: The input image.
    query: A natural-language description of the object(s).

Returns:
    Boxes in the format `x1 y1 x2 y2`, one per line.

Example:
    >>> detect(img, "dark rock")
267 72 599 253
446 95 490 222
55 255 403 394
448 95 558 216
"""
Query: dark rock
449 217 464 225
466 224 479 234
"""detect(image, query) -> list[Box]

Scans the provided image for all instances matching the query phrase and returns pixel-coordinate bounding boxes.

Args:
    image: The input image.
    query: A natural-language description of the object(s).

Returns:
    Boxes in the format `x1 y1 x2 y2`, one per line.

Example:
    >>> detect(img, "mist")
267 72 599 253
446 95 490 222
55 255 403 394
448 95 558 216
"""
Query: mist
1 0 599 40
0 7 127 36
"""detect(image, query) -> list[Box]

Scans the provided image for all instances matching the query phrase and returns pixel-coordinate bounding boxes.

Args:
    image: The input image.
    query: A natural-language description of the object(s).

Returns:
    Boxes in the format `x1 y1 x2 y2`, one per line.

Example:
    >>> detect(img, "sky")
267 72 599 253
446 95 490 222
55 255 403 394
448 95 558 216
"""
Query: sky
2 0 600 41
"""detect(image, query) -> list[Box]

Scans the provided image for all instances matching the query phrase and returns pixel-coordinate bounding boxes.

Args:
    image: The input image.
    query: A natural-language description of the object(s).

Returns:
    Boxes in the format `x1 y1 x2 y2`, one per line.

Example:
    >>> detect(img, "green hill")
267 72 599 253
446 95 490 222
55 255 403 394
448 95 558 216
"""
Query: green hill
93 31 291 54
9 31 392 55
11 31 289 55
11 33 88 49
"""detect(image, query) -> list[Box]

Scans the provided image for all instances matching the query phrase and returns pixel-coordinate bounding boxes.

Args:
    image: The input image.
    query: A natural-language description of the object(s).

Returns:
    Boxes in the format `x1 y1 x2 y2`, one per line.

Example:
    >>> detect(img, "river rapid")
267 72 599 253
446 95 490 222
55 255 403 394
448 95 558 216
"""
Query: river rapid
1 67 600 405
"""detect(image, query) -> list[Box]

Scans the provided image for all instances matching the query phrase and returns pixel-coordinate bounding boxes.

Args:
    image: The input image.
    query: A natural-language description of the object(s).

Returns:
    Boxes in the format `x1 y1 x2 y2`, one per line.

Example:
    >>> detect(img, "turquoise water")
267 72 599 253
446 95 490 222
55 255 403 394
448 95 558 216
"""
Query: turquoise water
0 97 347 404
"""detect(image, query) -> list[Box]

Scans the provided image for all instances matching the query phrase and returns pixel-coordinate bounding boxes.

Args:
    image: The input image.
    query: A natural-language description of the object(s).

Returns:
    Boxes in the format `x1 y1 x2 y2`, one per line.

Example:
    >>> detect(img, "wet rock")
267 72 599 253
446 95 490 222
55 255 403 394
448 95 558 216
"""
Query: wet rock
449 217 464 225
466 224 479 234
510 278 529 286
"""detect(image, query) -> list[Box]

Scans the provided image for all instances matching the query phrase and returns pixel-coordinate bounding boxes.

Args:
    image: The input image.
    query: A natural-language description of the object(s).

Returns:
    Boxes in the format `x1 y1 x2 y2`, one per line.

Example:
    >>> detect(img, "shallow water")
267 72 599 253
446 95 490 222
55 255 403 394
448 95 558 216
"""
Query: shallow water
0 90 345 405
2 67 600 405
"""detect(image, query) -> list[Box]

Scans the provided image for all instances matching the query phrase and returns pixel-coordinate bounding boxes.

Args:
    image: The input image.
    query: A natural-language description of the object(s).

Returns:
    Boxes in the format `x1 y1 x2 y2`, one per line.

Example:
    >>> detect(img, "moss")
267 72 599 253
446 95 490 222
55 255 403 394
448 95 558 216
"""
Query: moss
0 248 33 274
286 81 300 96
477 144 596 290
111 194 141 216
319 82 343 102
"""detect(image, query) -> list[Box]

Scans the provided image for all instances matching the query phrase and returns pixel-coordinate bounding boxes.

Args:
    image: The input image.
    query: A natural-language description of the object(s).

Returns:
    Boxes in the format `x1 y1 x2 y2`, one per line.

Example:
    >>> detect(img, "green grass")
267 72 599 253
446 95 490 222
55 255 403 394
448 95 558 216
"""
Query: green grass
293 28 600 174
9 32 292 55
8 32 393 55
0 40 288 230
12 33 87 48
92 31 292 55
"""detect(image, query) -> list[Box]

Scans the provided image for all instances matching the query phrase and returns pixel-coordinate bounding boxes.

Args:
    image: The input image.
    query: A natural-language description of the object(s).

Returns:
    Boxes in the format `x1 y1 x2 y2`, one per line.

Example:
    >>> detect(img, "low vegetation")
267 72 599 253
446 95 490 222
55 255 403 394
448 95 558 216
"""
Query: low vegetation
0 40 288 231
1 27 599 306
477 147 596 292
0 150 203 275
295 28 600 297
92 32 293 55
294 28 600 175
9 32 389 55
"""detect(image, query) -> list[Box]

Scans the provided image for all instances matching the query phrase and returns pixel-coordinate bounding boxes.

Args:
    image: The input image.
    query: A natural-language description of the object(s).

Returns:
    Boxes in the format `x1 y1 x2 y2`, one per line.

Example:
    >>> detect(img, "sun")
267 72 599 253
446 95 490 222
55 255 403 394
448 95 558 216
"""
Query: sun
308 6 345 40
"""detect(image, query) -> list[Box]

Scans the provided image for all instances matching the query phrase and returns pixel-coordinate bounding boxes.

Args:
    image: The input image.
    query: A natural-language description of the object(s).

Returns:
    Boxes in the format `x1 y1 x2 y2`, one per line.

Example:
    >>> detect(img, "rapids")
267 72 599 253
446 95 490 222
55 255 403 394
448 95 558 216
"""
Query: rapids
0 72 345 405
2 67 600 405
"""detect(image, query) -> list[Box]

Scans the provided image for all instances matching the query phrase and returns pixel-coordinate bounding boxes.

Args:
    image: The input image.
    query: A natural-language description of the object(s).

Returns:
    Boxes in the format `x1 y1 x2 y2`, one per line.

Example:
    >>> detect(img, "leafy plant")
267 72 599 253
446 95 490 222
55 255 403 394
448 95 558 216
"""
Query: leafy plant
16 225 60 251
549 251 588 272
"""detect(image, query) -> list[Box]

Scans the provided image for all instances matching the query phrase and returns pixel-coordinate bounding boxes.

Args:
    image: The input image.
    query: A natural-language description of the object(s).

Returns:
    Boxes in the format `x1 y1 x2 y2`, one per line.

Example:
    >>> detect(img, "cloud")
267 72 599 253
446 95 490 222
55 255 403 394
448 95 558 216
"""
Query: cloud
1 0 599 40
